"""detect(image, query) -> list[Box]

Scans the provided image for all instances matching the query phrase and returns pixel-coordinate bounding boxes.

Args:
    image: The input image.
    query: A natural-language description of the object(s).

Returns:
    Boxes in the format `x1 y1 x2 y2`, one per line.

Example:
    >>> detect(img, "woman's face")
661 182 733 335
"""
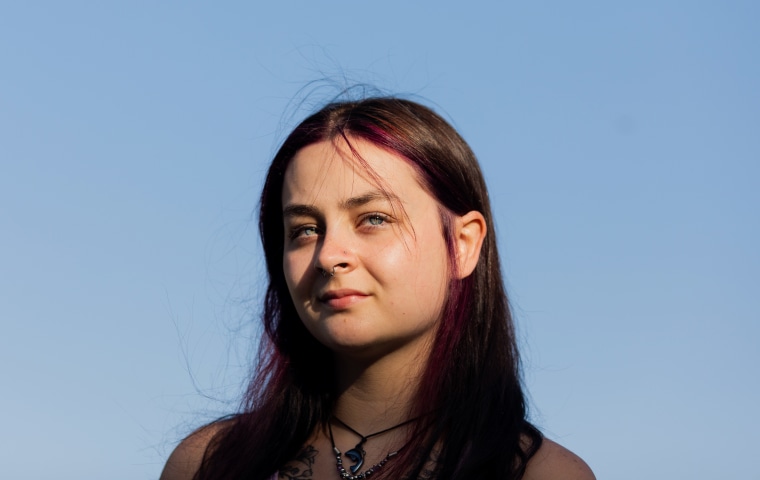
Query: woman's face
281 137 450 360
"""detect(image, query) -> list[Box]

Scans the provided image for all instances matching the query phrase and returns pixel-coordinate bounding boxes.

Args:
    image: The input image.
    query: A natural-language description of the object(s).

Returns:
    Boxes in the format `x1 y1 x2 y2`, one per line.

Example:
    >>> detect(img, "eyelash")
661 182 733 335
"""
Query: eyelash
288 225 320 240
287 213 390 240
361 212 389 227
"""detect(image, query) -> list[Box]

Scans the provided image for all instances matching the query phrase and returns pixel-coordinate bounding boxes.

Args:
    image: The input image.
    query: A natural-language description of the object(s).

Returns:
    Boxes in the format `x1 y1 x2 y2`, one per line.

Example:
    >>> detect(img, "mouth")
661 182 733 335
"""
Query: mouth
318 289 370 310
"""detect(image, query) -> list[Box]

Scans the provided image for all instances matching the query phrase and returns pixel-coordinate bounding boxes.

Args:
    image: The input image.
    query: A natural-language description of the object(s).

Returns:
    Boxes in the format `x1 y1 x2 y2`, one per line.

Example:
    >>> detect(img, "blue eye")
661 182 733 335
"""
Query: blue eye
366 214 386 226
290 225 319 239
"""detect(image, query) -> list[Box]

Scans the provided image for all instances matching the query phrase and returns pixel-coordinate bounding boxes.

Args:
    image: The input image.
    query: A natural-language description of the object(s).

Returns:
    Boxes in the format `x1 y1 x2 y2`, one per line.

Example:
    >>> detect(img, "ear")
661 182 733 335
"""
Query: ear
454 211 487 279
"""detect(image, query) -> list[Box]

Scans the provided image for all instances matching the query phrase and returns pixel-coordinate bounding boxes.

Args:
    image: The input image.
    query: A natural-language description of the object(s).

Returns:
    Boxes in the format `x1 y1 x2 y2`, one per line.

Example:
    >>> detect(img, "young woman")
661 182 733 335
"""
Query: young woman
161 97 594 480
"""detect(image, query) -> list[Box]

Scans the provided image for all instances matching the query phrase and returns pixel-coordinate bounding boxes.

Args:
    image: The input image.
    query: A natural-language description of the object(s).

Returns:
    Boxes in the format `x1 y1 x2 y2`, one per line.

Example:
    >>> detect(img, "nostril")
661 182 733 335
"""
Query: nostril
317 266 335 278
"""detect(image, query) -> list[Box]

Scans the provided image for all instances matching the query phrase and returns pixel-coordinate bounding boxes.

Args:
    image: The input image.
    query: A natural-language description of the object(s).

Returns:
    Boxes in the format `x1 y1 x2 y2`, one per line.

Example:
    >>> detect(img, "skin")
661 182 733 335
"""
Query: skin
281 138 456 363
160 137 595 480
160 425 595 480
282 137 490 434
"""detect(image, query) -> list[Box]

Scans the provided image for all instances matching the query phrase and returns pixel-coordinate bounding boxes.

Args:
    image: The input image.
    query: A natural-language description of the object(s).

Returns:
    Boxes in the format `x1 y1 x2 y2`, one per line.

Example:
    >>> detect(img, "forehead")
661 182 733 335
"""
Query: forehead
282 137 426 206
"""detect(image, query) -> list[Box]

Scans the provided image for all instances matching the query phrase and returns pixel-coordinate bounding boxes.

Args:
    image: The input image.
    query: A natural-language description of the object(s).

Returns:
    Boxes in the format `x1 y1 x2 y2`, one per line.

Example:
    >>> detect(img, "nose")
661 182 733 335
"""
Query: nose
314 227 353 277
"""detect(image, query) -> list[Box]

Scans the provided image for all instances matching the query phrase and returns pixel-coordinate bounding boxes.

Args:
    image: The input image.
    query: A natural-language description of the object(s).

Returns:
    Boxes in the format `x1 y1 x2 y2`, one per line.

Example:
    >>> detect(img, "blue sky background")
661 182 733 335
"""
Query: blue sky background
1 2 758 479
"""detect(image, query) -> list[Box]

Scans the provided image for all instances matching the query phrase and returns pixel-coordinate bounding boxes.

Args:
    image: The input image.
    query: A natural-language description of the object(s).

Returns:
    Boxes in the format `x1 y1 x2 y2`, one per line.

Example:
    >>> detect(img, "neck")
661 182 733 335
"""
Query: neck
332 342 429 433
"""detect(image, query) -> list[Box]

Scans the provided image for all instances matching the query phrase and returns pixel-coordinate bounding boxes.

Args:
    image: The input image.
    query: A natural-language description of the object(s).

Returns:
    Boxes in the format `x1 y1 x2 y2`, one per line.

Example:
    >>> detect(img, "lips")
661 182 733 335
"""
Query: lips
318 289 370 309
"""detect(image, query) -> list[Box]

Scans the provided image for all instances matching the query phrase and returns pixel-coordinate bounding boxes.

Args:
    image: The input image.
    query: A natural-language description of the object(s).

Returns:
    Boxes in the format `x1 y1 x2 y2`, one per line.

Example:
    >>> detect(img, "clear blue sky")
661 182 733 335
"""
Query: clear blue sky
1 2 758 479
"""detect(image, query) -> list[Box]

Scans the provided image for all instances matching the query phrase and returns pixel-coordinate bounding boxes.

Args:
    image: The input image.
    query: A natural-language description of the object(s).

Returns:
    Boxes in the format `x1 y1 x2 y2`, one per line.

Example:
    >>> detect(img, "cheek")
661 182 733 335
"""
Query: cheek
417 258 449 301
413 234 451 302
283 252 310 298
380 234 450 308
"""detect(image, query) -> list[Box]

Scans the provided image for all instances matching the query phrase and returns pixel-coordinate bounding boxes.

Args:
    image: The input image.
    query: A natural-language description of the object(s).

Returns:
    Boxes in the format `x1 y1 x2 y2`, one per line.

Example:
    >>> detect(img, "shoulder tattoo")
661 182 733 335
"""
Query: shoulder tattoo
279 444 318 480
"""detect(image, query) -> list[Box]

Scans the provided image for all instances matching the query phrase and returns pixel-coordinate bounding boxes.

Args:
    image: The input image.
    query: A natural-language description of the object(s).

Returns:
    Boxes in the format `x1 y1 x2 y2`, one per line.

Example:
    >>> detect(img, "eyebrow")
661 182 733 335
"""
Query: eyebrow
282 190 399 218
282 204 320 219
342 191 398 209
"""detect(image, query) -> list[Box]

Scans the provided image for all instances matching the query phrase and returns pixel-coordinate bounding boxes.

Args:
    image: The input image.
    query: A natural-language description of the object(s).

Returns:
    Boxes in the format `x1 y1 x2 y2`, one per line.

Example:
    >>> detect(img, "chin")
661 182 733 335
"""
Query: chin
304 324 383 357
317 327 382 352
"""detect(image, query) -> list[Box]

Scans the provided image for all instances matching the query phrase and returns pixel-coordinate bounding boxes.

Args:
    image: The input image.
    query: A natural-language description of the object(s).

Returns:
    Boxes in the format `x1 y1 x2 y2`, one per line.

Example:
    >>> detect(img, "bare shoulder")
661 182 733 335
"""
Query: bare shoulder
160 421 229 480
523 438 595 480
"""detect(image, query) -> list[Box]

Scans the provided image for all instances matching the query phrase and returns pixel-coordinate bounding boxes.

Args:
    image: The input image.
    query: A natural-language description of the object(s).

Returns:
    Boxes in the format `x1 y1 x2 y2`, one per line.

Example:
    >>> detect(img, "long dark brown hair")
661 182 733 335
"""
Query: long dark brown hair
194 97 542 480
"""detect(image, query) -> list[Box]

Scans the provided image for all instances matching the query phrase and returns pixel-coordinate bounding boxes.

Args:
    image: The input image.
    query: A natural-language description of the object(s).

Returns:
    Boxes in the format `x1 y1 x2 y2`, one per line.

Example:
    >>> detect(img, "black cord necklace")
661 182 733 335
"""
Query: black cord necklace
328 416 418 480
